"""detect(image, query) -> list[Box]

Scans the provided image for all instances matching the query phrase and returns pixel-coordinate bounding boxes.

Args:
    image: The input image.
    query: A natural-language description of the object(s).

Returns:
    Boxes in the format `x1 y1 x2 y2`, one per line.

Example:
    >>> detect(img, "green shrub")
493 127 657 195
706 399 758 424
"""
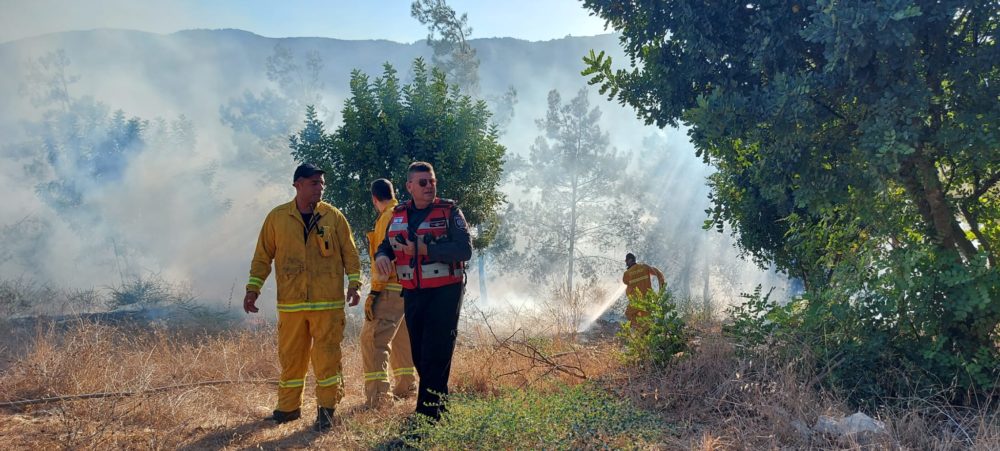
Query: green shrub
618 289 688 367
723 285 800 354
812 248 1000 404
724 247 1000 406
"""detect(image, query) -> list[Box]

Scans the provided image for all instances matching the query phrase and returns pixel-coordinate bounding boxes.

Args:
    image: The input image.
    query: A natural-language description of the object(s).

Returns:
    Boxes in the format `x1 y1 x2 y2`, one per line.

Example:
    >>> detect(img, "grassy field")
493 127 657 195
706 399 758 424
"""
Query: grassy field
1 313 998 449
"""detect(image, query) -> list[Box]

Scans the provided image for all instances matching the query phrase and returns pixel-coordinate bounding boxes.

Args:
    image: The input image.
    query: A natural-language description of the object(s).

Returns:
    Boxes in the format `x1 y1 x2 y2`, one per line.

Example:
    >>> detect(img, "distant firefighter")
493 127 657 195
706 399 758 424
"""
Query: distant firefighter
242 163 362 432
622 252 665 323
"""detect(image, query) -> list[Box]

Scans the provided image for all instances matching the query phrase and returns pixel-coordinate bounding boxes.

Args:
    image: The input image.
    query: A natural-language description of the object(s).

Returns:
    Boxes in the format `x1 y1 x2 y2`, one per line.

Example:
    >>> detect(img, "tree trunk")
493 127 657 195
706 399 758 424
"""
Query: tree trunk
475 225 489 304
568 173 577 295
478 253 488 304
702 242 711 312
900 153 978 260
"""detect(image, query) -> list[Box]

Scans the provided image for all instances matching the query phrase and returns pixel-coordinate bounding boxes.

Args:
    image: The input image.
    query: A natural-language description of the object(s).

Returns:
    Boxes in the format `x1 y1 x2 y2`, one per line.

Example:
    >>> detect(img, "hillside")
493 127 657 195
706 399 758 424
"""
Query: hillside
0 29 628 135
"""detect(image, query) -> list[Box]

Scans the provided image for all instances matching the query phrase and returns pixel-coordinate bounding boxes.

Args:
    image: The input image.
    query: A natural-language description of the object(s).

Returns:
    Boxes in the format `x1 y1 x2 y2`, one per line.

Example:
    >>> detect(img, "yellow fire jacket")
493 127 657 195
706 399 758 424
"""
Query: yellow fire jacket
366 199 401 293
623 263 665 299
247 200 362 312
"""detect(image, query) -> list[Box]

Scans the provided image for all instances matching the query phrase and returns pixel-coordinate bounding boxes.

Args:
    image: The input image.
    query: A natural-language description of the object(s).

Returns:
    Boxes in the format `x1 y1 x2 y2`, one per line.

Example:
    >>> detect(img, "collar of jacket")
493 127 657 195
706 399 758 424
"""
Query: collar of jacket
282 199 335 224
380 199 399 215
403 197 443 211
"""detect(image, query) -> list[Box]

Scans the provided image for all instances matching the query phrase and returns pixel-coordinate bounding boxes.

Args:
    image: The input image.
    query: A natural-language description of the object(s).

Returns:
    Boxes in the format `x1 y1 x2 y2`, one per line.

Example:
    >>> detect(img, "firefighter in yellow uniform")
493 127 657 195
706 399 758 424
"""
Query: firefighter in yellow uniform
243 163 362 432
622 252 666 324
360 178 416 407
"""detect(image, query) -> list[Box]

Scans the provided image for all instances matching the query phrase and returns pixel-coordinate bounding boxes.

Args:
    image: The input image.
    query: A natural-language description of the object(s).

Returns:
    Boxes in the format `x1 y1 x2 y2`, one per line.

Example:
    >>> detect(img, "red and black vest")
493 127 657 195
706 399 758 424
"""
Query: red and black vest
387 198 465 289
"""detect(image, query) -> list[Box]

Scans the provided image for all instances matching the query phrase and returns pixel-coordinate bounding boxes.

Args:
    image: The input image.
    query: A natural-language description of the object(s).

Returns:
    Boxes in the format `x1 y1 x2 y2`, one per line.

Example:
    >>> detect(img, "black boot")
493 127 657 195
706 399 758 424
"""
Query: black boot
270 408 301 423
314 406 335 432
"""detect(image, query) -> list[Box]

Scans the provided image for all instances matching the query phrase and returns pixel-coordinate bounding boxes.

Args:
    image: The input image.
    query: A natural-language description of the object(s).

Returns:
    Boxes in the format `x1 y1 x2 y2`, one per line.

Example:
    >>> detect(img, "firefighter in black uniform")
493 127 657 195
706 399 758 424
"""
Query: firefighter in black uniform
374 161 472 420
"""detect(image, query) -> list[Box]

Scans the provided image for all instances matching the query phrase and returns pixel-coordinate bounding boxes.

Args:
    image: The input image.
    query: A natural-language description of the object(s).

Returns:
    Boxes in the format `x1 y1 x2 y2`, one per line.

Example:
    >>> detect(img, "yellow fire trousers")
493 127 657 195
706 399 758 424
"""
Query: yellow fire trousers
360 289 416 406
276 309 345 412
624 304 650 324
625 294 651 334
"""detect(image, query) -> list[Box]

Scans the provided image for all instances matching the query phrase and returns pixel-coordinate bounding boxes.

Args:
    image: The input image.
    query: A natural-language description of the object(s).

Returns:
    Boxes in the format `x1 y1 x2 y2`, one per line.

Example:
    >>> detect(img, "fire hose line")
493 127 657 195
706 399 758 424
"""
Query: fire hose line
0 379 279 408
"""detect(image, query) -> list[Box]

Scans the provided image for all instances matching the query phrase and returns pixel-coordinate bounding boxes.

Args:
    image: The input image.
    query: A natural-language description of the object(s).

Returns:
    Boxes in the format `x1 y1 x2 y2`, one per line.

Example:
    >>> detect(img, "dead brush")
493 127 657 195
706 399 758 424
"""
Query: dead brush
881 394 1000 450
606 319 849 449
609 317 1000 450
449 310 617 397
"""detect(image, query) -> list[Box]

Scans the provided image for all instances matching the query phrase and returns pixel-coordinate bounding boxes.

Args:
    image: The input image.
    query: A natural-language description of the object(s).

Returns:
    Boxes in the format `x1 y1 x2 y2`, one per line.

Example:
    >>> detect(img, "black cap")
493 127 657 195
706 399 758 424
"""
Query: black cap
625 253 636 261
293 163 325 182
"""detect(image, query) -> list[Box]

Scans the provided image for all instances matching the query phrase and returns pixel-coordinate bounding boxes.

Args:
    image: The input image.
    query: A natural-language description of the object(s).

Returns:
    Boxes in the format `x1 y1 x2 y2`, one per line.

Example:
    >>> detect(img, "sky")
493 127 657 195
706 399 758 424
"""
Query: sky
0 0 610 44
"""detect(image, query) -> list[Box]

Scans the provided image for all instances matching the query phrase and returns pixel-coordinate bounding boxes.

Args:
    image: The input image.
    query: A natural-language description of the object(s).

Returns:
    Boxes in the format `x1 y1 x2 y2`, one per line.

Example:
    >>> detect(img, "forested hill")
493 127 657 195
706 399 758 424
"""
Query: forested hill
0 28 626 130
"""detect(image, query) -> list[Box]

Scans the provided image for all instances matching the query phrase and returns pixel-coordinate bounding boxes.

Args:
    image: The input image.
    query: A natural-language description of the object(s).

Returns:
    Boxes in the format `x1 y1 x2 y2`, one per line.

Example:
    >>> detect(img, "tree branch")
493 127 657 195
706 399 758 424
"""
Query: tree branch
959 203 996 268
969 171 1000 202
478 311 587 382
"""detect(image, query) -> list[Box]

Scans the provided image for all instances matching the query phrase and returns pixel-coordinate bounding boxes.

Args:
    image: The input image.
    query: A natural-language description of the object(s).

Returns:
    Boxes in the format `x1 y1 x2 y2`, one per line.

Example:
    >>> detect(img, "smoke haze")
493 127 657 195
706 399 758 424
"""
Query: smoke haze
0 28 790 319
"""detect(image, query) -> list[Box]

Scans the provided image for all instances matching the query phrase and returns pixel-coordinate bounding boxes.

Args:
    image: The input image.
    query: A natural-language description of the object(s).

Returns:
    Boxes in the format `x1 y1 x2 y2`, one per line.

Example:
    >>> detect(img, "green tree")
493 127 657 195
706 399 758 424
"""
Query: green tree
583 0 1000 398
411 0 480 94
265 43 325 109
290 59 506 255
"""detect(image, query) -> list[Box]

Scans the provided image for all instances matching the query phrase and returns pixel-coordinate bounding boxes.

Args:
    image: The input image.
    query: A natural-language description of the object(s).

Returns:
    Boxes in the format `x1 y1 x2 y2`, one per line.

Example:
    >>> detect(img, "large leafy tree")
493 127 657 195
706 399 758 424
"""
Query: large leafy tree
290 59 506 255
582 0 999 396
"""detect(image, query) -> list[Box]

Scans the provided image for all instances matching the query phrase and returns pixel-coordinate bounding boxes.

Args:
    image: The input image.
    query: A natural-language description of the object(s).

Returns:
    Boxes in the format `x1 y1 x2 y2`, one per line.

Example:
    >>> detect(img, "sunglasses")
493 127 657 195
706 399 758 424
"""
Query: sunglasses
415 178 437 187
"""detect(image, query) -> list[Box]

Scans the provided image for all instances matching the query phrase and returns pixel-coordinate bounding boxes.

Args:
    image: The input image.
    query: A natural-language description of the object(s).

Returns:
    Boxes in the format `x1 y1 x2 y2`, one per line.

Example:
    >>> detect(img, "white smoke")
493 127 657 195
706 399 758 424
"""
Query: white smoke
0 26 790 323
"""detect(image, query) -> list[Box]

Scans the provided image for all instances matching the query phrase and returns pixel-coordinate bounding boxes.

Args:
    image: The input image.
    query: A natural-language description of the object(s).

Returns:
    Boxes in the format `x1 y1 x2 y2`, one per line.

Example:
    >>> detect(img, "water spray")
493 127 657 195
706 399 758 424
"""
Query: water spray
577 283 626 333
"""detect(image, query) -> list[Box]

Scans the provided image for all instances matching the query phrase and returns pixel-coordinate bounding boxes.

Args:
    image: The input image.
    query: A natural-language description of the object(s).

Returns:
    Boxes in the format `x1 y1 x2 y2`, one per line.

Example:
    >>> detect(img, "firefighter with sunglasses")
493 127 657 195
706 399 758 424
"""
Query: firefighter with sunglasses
374 161 472 421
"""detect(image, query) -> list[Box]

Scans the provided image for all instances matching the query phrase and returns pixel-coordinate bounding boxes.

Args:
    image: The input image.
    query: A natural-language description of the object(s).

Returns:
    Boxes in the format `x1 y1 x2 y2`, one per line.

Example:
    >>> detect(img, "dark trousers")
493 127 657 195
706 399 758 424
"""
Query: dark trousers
403 282 464 419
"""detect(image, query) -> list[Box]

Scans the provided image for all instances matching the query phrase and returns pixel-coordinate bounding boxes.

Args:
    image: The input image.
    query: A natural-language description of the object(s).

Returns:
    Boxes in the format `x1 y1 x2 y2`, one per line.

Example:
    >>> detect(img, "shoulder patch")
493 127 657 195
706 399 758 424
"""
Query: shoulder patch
454 214 467 230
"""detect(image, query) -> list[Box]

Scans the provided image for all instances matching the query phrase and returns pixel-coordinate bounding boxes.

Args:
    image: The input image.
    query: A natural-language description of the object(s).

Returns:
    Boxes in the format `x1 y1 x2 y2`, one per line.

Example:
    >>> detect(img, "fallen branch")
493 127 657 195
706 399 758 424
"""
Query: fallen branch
0 379 277 408
478 311 587 383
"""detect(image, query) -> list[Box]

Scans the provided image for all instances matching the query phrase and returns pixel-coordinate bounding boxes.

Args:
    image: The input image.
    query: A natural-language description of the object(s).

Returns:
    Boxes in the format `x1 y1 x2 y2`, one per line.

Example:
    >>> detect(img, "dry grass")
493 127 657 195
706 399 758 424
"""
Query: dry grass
1 316 998 449
0 317 613 449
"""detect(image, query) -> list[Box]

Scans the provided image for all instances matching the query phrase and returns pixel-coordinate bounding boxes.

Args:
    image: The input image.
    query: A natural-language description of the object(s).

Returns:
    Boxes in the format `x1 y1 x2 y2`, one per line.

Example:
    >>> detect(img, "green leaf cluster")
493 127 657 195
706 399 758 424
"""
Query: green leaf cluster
289 58 506 251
